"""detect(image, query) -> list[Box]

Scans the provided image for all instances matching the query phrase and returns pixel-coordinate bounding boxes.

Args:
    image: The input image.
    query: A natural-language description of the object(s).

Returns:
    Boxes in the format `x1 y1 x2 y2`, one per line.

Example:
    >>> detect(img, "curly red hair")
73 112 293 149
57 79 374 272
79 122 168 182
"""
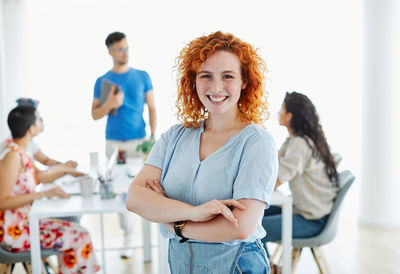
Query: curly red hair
175 31 269 128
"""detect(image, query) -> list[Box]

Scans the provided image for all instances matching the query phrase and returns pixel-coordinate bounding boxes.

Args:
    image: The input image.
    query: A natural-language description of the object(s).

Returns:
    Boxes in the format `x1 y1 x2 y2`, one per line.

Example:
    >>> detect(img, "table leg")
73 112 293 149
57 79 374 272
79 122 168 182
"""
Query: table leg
100 214 106 273
281 198 293 274
142 219 152 262
157 231 170 274
29 215 41 274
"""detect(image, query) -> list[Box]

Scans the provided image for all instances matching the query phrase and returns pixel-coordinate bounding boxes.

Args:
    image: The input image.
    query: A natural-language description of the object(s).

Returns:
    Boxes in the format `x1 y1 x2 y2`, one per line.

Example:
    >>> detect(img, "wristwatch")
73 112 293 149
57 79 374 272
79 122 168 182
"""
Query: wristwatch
174 221 189 243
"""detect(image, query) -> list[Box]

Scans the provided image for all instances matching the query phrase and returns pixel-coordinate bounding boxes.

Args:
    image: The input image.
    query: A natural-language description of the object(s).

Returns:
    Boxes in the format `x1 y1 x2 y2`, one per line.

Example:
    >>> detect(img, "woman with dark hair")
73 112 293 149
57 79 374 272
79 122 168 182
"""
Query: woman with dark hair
126 31 278 273
0 105 100 273
261 91 339 252
14 97 82 179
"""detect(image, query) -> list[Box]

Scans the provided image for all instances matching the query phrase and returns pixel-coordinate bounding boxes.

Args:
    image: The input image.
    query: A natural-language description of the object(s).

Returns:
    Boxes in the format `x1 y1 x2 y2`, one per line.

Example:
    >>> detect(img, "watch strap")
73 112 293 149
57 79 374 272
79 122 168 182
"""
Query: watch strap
174 221 189 243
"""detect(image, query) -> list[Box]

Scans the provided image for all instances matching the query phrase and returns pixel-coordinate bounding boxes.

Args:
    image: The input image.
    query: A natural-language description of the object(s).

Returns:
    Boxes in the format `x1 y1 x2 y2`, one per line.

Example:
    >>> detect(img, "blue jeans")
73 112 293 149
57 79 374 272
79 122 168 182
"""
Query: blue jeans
261 206 329 254
237 240 270 274
168 239 269 274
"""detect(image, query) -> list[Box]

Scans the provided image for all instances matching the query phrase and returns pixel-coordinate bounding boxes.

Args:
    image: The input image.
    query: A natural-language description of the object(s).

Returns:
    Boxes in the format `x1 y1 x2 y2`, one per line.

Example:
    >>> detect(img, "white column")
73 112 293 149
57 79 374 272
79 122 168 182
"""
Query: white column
360 0 400 228
1 0 29 133
0 0 7 140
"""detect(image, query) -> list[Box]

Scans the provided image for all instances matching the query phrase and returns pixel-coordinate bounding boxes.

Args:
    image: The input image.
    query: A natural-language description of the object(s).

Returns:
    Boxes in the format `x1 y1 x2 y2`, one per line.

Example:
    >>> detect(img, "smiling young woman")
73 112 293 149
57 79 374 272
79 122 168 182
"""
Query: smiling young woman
126 31 278 274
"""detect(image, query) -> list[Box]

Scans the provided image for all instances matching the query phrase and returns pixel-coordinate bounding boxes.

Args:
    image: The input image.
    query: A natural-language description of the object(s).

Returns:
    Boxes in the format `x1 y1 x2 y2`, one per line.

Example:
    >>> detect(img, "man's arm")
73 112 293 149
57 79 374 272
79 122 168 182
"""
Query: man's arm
91 99 110 120
145 90 157 136
91 85 124 120
34 150 61 166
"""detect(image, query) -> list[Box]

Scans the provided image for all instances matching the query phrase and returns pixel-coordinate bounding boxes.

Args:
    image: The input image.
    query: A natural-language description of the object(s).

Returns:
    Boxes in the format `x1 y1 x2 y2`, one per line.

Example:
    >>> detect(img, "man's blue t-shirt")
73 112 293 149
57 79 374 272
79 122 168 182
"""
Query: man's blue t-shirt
94 68 153 140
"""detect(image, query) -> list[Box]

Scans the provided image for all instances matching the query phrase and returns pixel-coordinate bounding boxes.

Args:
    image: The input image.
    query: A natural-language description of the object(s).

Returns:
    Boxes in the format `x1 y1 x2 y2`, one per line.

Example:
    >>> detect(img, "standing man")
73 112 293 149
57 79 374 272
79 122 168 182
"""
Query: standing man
91 31 157 259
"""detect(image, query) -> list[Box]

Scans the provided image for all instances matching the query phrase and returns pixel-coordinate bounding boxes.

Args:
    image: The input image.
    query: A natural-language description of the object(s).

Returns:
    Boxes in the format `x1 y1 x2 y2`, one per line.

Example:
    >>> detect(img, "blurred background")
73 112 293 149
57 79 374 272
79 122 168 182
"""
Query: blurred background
0 0 362 169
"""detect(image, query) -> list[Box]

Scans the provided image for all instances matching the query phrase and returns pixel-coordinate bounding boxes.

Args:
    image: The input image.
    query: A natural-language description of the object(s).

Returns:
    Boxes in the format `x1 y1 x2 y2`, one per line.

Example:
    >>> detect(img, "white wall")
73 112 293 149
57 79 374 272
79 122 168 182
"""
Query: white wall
13 0 362 173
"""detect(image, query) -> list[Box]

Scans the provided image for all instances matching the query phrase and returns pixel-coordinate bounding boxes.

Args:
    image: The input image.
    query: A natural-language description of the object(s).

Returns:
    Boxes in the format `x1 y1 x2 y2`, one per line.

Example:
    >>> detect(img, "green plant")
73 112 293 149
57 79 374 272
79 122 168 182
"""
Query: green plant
136 139 155 154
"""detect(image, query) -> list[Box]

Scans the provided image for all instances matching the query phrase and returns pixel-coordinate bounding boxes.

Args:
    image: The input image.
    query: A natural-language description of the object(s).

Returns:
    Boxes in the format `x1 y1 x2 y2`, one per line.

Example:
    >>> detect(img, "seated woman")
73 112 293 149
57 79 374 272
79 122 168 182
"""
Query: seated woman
16 97 79 171
126 31 278 273
0 105 100 273
14 97 84 182
262 91 339 250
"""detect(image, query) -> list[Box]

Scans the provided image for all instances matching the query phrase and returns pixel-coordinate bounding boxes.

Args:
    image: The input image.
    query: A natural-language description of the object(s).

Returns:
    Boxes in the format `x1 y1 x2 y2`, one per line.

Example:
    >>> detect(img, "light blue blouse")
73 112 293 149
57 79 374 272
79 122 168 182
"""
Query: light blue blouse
145 122 278 246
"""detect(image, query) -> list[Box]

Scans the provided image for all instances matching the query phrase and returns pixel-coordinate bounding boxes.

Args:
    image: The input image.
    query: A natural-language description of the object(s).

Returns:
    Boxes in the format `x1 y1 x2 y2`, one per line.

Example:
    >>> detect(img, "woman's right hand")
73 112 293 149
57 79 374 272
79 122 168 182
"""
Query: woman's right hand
42 186 70 199
189 199 246 227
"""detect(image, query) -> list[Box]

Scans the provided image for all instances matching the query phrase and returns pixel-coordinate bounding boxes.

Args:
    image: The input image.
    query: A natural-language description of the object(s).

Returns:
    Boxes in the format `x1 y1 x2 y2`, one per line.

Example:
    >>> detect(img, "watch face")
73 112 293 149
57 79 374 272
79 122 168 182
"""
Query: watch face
174 221 186 228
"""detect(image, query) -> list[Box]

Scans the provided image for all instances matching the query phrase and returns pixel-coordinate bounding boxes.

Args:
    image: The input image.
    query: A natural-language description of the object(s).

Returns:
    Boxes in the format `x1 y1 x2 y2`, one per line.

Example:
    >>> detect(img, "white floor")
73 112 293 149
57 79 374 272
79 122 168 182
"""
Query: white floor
11 185 400 274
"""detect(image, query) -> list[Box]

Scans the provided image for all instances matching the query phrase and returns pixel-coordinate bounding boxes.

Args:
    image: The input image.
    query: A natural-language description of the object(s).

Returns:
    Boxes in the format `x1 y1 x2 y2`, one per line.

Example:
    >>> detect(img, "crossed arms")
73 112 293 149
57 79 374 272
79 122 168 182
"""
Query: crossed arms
126 164 266 242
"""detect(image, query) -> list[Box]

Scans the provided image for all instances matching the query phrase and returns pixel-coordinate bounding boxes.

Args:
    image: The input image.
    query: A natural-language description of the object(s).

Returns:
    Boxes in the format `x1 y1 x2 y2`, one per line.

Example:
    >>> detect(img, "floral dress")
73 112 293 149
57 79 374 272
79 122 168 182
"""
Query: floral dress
0 140 100 273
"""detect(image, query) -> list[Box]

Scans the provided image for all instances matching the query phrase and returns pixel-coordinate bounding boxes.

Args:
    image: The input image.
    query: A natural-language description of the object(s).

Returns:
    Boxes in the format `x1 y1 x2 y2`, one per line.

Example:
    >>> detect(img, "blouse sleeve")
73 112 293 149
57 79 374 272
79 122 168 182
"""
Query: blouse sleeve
145 131 169 170
278 136 311 183
145 125 181 169
233 130 278 205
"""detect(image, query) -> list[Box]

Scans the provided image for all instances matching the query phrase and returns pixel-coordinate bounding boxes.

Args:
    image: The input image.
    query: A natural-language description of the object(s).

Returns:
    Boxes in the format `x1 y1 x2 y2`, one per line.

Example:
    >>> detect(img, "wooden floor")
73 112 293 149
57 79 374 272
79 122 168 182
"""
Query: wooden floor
10 186 400 274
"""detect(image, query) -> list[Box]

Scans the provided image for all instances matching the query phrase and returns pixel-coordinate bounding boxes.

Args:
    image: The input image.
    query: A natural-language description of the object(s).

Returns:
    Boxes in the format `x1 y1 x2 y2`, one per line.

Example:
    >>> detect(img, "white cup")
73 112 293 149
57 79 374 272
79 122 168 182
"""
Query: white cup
90 152 100 167
79 176 94 197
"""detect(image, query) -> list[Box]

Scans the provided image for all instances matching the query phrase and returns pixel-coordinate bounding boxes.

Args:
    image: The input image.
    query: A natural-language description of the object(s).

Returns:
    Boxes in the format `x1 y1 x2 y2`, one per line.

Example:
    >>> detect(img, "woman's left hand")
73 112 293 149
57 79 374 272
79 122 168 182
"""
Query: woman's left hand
146 179 165 196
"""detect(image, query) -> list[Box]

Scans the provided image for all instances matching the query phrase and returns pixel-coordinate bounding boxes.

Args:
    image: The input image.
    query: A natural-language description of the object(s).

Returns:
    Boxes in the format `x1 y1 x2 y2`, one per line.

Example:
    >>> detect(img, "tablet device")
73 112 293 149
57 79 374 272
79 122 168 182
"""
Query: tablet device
99 79 120 115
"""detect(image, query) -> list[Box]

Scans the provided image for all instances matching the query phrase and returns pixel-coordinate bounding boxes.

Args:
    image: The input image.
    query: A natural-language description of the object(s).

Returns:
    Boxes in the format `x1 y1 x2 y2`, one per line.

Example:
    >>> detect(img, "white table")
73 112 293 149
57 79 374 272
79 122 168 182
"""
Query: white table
30 161 292 273
270 191 293 274
29 159 154 274
157 191 293 274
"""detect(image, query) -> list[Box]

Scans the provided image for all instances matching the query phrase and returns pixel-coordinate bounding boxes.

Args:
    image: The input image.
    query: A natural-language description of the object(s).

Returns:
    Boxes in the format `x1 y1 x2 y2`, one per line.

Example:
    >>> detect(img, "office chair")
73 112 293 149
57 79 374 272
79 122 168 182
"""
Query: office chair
270 170 355 274
0 246 59 274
